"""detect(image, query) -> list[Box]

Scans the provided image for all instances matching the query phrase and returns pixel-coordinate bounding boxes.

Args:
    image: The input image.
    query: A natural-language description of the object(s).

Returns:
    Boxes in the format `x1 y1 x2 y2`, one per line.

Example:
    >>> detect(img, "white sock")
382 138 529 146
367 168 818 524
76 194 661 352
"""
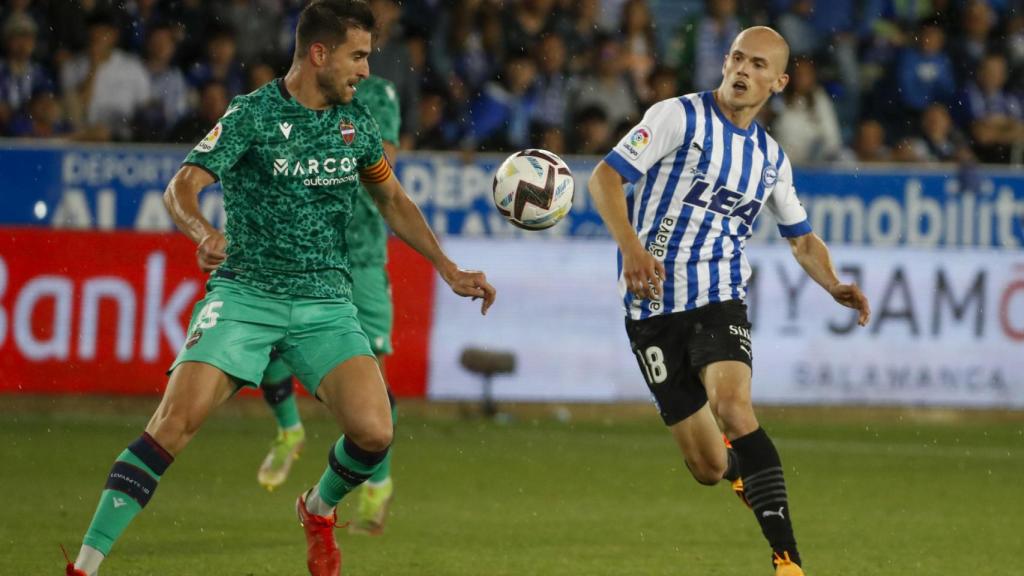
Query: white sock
75 545 104 575
305 486 335 517
283 423 304 434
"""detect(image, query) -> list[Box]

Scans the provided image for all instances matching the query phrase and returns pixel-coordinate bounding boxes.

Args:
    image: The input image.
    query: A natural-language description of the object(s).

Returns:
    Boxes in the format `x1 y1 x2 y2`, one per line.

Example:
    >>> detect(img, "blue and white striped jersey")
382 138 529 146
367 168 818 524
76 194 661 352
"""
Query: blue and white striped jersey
604 91 812 320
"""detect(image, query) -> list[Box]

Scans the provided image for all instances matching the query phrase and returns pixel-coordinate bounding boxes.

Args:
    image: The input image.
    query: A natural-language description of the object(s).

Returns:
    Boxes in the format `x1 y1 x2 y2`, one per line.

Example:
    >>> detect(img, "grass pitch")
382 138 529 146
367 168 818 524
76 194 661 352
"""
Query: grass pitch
2 397 1022 575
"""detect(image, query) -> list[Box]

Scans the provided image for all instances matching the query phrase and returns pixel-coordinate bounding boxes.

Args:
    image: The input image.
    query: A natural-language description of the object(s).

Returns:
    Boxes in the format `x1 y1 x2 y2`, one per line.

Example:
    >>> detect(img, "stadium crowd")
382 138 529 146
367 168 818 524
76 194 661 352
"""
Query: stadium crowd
1 0 1022 164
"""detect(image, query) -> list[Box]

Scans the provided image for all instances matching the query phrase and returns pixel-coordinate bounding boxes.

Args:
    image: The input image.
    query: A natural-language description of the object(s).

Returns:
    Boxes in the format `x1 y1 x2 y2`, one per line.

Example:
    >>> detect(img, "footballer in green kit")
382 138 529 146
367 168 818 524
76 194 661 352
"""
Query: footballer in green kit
256 74 402 537
65 2 496 576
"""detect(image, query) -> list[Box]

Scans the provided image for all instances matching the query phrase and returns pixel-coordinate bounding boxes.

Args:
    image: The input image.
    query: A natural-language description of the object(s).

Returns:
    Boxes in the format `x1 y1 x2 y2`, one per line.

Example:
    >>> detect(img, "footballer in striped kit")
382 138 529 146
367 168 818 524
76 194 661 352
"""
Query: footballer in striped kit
589 26 871 576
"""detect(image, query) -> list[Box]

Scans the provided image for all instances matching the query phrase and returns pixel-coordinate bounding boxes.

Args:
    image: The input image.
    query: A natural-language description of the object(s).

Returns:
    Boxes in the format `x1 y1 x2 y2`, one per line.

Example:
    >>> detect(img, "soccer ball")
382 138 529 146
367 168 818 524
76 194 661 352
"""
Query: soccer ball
492 149 574 230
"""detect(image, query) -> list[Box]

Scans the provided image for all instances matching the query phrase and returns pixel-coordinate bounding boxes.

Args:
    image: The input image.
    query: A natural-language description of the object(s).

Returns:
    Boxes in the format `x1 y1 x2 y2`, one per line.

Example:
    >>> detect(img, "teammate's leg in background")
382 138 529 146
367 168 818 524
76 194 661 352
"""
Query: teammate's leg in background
69 363 235 576
258 359 306 490
704 361 804 573
296 355 393 575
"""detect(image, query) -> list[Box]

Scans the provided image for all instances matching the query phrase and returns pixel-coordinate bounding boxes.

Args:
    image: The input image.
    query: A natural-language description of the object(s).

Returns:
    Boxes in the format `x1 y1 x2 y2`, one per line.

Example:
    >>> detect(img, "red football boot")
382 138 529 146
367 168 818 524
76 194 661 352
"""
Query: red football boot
61 545 88 576
296 491 343 576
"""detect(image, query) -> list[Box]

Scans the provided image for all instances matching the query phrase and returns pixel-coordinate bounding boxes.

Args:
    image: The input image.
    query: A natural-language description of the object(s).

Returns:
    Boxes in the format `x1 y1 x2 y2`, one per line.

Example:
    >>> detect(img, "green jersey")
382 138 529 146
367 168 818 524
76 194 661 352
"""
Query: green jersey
348 75 401 268
183 79 392 299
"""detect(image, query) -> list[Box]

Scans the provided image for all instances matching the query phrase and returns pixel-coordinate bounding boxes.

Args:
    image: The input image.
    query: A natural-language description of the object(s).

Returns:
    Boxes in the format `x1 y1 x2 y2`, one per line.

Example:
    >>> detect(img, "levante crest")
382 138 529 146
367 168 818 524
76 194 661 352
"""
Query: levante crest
339 121 356 145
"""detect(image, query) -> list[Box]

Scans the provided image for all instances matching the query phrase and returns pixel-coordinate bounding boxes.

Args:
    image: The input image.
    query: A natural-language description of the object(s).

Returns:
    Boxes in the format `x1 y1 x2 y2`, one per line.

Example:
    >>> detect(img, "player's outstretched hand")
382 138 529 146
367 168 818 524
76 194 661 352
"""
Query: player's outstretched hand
622 244 666 301
830 282 870 326
445 268 496 315
197 231 227 273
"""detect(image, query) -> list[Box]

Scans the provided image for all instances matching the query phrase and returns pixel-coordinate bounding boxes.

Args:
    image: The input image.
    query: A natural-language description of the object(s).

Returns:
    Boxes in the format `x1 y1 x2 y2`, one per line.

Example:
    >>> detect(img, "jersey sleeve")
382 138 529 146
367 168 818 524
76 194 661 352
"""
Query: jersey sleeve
603 98 687 184
182 96 256 180
767 155 812 238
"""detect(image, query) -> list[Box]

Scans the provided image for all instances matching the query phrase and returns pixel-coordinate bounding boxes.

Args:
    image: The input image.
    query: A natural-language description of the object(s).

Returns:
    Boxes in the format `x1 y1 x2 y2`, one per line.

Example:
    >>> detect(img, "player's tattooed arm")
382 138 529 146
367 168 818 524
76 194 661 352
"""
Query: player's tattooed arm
588 161 666 301
163 165 226 273
788 232 870 326
365 174 496 315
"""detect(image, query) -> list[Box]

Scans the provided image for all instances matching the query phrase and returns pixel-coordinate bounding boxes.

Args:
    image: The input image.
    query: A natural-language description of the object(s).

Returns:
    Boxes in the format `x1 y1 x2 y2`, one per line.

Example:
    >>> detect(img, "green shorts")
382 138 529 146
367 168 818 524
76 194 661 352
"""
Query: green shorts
350 264 394 356
171 278 373 395
260 265 393 385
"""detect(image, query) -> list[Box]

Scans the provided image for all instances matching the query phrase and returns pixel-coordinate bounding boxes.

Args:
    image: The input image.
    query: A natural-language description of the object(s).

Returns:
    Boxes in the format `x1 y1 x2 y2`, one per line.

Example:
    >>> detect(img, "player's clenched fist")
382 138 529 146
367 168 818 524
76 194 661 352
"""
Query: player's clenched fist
196 231 227 273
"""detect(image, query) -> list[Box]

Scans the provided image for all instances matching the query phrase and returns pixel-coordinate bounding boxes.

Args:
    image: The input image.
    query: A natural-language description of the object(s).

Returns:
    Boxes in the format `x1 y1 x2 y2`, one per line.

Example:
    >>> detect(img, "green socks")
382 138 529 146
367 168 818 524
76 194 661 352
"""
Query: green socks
316 436 390 508
82 433 173 556
261 377 302 430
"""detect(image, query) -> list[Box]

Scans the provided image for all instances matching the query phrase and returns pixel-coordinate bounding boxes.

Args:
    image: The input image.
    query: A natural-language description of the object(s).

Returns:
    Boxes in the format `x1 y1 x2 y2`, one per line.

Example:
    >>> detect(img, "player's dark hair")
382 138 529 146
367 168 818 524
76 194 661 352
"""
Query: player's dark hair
295 0 375 57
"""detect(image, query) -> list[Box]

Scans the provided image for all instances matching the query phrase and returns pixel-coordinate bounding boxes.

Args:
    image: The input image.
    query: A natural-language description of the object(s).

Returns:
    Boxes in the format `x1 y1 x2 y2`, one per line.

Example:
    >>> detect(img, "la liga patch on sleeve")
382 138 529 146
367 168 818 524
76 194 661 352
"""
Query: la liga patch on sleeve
195 122 223 153
621 125 652 160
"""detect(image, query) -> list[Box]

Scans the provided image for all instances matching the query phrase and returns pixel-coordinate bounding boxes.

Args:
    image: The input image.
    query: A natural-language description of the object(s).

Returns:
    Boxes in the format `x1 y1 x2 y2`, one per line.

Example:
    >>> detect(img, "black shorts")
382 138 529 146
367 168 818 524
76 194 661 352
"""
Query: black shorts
624 301 753 426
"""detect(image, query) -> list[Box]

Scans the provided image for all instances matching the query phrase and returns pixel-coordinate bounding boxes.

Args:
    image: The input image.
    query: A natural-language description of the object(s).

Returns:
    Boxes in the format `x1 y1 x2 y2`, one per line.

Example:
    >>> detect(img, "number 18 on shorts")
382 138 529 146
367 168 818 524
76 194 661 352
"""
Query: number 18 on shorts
624 301 754 426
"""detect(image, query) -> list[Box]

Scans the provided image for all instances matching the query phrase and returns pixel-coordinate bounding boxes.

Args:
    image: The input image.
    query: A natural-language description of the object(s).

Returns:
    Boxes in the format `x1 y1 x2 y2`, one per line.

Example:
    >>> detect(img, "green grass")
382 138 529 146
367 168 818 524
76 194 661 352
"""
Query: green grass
2 398 1023 575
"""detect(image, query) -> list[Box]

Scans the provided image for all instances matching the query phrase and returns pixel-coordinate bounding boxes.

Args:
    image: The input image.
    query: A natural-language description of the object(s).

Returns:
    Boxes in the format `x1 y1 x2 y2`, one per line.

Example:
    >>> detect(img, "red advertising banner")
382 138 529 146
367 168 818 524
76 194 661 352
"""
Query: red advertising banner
0 229 433 397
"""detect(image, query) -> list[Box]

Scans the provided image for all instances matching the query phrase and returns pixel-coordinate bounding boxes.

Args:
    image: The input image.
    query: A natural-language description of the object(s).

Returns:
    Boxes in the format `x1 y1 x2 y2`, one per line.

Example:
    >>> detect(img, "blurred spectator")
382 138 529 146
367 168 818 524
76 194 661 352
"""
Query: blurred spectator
950 0 996 85
466 53 539 151
187 24 246 98
1 12 54 133
505 0 566 58
213 0 282 66
572 105 613 155
853 119 892 162
168 81 228 144
247 62 279 93
668 0 743 92
645 65 679 107
890 136 922 162
960 52 1024 163
599 0 631 32
889 18 956 132
534 124 567 155
0 0 1018 160
619 0 659 103
566 34 638 129
1007 14 1024 96
532 33 570 129
369 0 420 146
135 22 188 141
906 103 974 162
60 11 150 141
1 0 51 64
564 0 602 73
167 0 209 67
414 85 460 150
7 90 72 138
430 0 504 90
863 0 935 46
47 0 124 70
122 0 165 54
771 57 844 164
775 0 818 57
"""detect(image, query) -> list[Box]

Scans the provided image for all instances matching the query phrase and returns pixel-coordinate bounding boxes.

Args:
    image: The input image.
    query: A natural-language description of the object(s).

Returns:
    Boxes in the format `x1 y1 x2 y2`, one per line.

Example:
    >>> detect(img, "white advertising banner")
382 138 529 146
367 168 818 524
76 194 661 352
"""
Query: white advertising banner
429 238 1024 407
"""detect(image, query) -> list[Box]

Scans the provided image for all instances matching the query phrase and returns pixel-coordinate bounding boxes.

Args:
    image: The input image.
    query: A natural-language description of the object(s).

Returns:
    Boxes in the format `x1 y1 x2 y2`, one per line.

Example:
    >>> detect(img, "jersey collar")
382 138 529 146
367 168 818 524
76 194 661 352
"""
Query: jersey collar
276 78 292 100
703 91 757 138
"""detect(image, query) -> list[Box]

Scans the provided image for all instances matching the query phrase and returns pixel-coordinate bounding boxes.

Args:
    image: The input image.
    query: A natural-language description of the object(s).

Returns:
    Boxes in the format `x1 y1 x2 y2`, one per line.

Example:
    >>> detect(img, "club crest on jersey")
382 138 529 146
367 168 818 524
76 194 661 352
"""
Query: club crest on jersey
185 328 203 349
195 122 222 153
762 165 779 189
339 121 356 145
